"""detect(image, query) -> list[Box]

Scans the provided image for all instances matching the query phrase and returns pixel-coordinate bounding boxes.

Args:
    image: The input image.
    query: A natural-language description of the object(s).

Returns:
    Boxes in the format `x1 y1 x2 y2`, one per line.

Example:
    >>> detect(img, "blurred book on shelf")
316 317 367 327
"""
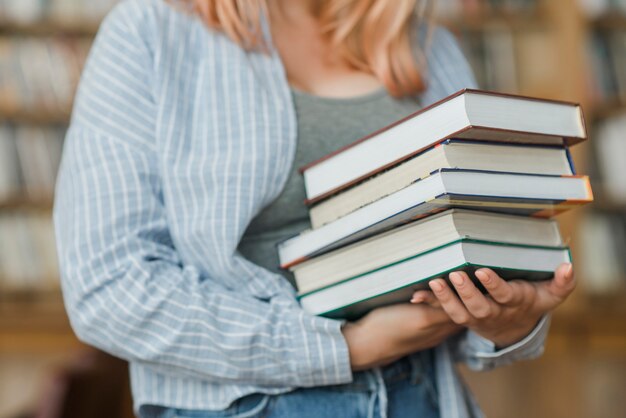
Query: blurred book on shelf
579 213 626 294
0 37 90 115
435 0 561 94
435 0 539 20
0 212 59 293
592 113 626 203
0 0 118 300
587 29 626 105
578 0 626 18
0 0 119 25
580 0 626 111
0 124 64 202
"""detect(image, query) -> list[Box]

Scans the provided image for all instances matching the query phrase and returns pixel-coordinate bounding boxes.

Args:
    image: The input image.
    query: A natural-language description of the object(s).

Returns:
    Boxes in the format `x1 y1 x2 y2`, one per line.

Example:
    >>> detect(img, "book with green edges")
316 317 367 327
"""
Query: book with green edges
292 209 563 295
298 239 571 320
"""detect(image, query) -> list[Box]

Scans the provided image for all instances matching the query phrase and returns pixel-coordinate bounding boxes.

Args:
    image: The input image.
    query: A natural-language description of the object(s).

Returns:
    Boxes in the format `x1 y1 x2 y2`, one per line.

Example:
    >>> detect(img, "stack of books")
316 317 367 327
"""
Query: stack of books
278 89 593 319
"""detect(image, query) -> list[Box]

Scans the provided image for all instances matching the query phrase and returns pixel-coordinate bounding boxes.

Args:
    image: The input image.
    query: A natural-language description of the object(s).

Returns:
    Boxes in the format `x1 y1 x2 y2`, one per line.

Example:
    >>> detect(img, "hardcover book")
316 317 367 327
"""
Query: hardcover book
309 140 575 228
298 239 571 319
292 209 563 295
301 89 587 204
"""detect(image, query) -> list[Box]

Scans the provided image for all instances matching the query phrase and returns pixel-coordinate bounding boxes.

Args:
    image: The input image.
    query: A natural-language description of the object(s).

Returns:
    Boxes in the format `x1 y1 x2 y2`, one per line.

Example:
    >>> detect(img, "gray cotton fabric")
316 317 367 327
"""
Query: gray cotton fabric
238 88 421 285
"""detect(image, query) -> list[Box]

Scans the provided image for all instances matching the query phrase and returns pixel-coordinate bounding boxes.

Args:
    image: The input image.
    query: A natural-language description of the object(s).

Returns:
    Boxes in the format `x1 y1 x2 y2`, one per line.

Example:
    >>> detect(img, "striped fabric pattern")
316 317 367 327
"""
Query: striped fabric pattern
53 1 550 417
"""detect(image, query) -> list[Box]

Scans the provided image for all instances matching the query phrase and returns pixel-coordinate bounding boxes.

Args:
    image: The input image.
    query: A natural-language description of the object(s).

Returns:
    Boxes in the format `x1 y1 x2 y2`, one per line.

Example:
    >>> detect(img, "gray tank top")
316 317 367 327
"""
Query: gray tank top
238 88 421 286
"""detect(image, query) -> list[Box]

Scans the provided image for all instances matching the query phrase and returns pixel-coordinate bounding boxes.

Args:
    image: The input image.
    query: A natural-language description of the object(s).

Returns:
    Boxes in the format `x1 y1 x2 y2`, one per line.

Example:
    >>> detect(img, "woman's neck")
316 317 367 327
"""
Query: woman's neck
266 0 384 98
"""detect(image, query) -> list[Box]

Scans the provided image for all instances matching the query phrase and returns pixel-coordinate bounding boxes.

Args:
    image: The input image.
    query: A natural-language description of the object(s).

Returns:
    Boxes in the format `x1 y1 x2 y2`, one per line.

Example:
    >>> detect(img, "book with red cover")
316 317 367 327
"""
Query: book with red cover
301 89 587 204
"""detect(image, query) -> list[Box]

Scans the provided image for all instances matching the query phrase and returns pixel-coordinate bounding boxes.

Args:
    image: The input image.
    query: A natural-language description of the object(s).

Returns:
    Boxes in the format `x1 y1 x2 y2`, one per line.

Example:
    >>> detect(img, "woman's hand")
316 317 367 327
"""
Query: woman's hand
342 303 463 371
411 263 575 348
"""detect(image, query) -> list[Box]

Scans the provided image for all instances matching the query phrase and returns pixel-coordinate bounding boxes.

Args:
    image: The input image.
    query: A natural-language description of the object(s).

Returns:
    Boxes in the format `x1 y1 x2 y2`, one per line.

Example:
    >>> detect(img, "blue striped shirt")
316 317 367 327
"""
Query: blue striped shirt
54 1 550 416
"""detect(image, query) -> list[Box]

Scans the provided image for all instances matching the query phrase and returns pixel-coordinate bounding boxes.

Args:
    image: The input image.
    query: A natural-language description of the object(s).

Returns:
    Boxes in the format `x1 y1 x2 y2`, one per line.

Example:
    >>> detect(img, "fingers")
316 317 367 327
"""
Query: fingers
475 268 518 305
548 263 576 300
410 290 441 308
429 278 473 325
449 271 495 319
535 263 576 309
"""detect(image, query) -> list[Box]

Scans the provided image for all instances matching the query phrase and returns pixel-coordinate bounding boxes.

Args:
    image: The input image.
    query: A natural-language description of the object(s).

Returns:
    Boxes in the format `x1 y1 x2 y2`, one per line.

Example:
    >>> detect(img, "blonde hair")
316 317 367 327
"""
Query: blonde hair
191 0 432 97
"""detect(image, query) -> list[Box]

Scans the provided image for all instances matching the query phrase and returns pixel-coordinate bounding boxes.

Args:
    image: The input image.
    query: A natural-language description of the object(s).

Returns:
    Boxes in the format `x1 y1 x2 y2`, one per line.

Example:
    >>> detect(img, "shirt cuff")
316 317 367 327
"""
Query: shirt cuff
290 310 353 387
468 315 551 360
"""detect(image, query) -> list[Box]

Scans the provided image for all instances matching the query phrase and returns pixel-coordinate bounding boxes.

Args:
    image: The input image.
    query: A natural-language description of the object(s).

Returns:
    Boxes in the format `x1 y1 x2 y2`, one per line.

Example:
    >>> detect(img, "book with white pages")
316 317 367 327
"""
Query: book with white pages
278 169 592 269
309 140 575 228
301 89 587 204
292 209 563 295
299 239 571 319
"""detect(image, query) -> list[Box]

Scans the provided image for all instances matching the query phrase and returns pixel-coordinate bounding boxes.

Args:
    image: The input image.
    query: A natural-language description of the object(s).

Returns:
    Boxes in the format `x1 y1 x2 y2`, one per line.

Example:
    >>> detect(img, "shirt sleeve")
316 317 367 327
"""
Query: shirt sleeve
420 25 479 102
54 0 352 389
451 316 551 371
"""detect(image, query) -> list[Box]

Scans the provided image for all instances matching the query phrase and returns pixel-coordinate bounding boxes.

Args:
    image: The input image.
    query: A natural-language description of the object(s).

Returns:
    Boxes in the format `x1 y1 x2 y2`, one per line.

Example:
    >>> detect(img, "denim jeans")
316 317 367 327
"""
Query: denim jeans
139 351 439 418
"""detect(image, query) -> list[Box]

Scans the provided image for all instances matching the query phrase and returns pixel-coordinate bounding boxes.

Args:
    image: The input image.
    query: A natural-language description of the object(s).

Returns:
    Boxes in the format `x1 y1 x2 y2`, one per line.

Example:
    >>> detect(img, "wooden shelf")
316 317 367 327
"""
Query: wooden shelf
0 290 67 327
0 196 54 211
0 283 60 299
0 20 100 37
0 293 78 353
552 311 626 336
0 106 71 124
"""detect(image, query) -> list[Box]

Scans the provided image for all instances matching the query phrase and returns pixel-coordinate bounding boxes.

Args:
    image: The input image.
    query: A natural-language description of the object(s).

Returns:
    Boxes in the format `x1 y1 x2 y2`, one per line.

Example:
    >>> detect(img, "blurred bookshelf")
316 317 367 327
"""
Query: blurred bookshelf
1 0 626 416
0 1 116 416
436 1 626 415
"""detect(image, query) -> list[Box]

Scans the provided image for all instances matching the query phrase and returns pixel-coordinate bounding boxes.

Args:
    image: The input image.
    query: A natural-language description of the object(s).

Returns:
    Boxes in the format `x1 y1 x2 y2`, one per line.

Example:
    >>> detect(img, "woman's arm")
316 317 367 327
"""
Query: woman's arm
54 1 352 388
413 265 576 370
419 26 556 369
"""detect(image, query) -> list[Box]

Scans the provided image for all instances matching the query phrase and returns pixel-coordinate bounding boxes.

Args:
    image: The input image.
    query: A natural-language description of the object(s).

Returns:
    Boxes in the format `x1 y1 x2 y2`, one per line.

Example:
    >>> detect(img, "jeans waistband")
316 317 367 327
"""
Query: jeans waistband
347 349 436 392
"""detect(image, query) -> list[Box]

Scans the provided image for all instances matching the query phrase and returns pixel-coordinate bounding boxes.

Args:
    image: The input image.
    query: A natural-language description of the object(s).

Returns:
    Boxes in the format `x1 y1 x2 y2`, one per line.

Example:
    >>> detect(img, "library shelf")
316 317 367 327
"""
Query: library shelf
0 292 78 352
0 20 99 37
0 107 71 125
0 197 54 211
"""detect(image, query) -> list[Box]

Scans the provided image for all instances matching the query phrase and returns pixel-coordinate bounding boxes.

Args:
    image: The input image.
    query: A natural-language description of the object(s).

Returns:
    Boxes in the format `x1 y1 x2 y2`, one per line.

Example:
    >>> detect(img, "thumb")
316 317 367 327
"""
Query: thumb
546 263 576 302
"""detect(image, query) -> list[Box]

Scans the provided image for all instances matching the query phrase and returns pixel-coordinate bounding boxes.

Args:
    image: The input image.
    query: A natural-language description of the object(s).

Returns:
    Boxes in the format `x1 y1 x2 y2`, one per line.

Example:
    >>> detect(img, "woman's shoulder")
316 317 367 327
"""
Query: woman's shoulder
100 0 163 36
97 0 223 56
414 22 478 104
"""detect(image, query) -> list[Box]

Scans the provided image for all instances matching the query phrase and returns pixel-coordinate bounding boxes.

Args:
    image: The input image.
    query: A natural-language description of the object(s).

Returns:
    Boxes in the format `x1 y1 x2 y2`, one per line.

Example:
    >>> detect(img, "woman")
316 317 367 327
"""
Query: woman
54 0 576 417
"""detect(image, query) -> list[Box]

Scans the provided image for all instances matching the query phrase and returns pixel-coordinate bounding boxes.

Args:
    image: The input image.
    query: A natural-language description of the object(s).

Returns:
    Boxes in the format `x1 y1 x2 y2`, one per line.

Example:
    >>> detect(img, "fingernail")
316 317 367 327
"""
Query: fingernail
566 263 573 276
450 272 464 286
475 270 488 282
429 280 443 292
